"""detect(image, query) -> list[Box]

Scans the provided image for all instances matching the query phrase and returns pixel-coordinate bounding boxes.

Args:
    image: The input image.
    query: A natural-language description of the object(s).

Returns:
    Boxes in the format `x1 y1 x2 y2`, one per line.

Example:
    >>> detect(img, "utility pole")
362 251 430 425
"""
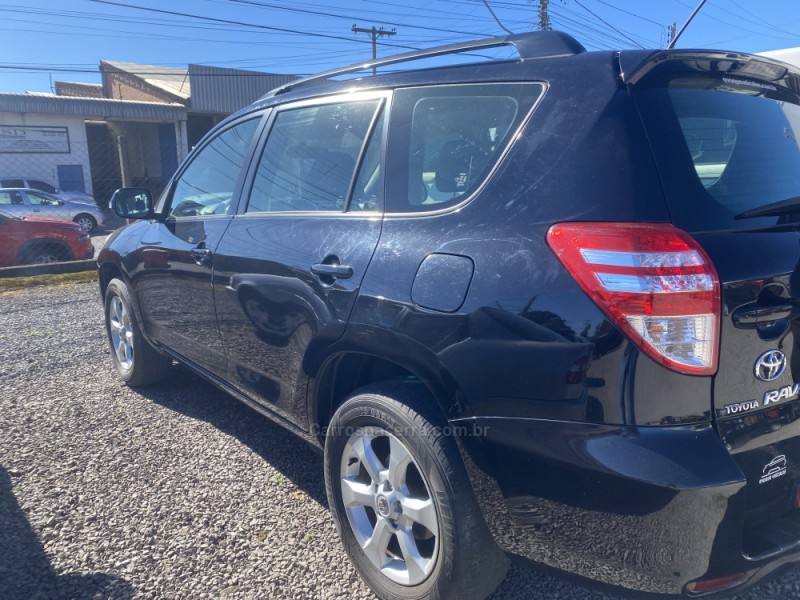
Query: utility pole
668 22 677 46
538 0 551 31
352 25 397 75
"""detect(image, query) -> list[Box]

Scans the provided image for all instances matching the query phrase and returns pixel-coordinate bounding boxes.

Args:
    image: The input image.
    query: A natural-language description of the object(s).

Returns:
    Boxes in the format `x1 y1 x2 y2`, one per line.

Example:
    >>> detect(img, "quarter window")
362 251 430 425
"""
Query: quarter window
247 100 381 213
386 83 543 213
169 118 259 218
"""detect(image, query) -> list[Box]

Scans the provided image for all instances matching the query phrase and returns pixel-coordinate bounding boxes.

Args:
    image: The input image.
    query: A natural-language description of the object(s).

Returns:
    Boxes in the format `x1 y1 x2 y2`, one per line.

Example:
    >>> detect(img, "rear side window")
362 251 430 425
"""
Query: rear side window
1 179 24 188
28 180 57 193
247 100 381 213
386 83 543 213
634 78 800 232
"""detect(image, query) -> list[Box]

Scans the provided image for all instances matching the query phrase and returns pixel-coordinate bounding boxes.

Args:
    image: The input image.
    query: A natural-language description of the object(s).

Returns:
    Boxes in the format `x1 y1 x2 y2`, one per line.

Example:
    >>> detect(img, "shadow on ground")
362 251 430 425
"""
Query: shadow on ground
136 366 329 507
0 466 133 600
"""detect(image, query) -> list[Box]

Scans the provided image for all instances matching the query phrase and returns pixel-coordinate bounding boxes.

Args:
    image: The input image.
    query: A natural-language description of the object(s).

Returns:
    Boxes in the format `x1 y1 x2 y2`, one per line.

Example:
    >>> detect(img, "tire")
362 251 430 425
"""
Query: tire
104 278 172 386
17 242 71 265
73 214 97 234
324 383 509 600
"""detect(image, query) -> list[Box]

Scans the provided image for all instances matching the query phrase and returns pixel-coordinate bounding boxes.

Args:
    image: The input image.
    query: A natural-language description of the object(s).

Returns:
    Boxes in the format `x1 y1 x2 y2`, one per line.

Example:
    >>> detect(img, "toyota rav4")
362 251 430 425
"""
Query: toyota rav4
98 31 800 599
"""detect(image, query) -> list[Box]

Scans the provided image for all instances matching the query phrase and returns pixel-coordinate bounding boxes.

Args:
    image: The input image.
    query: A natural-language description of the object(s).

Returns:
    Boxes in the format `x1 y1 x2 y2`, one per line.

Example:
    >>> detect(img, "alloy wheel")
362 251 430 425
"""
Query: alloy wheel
108 296 134 370
340 426 439 586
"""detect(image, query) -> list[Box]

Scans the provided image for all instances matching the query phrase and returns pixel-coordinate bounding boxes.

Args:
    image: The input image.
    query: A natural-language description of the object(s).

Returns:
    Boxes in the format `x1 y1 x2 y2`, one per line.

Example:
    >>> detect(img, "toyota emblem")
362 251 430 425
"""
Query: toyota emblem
754 350 787 382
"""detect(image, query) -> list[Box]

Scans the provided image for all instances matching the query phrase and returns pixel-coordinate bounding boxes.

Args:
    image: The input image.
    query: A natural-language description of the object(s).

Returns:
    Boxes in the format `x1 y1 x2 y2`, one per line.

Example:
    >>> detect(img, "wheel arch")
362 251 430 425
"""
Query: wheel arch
309 346 468 444
16 238 72 264
98 261 124 296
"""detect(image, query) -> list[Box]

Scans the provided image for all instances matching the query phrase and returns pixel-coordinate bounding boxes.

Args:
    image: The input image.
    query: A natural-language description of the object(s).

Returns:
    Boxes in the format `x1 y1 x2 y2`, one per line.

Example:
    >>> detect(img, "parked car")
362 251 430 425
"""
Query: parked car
0 209 93 266
98 31 800 599
0 176 95 205
0 188 104 233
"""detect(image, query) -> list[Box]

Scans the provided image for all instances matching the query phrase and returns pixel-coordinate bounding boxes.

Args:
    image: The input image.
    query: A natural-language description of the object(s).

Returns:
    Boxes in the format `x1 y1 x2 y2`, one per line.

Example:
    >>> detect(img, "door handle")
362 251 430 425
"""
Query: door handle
190 246 213 265
311 263 353 279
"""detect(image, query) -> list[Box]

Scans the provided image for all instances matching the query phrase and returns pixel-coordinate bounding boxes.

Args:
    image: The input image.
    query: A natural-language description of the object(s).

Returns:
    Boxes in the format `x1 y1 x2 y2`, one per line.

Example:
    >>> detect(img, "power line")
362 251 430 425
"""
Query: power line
86 0 422 51
224 0 491 38
479 0 514 35
570 0 646 48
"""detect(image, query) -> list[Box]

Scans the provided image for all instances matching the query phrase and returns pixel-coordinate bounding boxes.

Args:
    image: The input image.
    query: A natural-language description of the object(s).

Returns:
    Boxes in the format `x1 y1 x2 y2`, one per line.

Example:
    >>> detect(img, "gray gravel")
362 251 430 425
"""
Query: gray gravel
1 281 799 600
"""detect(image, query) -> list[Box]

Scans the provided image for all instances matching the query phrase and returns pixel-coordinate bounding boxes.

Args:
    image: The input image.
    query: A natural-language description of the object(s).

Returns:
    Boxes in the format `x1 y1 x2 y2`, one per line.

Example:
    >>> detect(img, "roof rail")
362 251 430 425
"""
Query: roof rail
264 30 585 98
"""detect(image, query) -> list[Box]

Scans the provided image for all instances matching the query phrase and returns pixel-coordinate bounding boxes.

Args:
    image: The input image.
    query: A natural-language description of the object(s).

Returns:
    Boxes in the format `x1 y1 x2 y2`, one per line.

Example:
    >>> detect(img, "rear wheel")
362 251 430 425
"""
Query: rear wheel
104 278 172 386
324 384 508 600
73 214 97 233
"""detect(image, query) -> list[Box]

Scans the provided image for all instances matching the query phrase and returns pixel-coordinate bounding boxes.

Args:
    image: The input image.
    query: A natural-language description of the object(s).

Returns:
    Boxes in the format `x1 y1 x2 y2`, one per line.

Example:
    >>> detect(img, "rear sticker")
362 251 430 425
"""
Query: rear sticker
722 77 778 92
759 455 787 485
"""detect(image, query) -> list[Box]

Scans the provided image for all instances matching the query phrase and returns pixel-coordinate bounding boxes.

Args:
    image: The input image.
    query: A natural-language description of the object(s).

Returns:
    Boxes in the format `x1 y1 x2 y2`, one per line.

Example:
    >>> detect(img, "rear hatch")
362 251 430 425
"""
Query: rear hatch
630 51 800 555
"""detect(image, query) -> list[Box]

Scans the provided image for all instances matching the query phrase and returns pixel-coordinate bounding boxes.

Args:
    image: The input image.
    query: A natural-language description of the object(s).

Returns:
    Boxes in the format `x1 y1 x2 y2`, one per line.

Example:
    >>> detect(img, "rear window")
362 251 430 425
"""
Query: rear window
634 78 800 232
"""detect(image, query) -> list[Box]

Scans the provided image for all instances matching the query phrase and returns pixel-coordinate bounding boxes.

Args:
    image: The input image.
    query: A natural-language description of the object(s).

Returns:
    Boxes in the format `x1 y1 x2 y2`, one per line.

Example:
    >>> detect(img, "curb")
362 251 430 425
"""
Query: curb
0 259 97 279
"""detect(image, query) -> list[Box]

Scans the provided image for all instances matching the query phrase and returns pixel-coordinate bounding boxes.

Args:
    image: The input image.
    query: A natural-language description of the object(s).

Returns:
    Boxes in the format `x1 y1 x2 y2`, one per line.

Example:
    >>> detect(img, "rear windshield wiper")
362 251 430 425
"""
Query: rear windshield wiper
735 196 800 219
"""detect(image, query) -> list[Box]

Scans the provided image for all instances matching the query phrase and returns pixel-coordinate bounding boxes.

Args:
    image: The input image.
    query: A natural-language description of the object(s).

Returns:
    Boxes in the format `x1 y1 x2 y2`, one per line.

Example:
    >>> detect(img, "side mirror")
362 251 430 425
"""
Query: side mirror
110 187 154 219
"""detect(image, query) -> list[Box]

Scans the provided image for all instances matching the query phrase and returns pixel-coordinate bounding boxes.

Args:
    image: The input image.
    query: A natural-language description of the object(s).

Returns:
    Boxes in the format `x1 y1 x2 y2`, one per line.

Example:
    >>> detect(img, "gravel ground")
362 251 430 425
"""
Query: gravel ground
1 282 800 600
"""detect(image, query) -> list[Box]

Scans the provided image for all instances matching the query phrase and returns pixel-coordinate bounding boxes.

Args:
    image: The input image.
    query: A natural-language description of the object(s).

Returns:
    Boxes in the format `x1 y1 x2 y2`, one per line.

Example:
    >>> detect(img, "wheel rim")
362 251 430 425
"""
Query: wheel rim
33 253 60 264
340 426 439 586
108 296 134 370
76 216 94 233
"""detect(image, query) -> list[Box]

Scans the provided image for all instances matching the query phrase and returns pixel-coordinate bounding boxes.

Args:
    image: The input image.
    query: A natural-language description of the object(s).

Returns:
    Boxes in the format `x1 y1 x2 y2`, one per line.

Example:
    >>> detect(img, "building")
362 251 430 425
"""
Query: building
0 61 298 203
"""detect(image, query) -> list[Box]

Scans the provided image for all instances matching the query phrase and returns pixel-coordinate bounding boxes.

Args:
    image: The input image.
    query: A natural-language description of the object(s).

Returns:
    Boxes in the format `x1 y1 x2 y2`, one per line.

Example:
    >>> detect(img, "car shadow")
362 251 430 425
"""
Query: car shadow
0 465 133 599
135 366 329 507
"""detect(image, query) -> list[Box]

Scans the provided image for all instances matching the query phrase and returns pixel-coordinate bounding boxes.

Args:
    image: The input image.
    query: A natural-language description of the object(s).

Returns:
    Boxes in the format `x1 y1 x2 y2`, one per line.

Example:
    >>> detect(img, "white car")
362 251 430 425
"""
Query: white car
0 188 105 233
0 176 95 205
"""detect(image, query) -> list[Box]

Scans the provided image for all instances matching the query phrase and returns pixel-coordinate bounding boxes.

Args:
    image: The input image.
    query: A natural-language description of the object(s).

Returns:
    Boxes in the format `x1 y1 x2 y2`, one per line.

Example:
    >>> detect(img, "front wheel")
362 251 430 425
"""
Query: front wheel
324 384 508 600
104 278 171 386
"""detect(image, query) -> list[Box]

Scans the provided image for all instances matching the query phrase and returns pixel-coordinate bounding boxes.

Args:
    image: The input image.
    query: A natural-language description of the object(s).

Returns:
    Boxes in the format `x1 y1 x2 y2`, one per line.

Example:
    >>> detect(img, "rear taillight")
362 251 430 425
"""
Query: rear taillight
546 222 720 376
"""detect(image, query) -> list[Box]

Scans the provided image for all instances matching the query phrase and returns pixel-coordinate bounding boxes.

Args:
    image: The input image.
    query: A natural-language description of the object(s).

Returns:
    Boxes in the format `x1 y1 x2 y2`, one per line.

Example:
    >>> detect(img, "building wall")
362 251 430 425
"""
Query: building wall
103 71 181 104
0 112 93 195
55 82 103 98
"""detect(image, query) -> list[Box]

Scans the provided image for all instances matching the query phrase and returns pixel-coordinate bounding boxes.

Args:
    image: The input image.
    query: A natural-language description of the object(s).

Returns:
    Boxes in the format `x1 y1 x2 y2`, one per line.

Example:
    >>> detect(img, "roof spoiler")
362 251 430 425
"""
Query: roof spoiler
263 30 585 99
623 49 800 96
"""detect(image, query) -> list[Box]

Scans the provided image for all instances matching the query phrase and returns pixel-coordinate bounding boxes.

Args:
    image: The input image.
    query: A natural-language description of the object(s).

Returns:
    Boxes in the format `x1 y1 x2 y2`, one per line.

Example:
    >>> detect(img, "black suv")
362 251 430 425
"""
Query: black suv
99 31 800 598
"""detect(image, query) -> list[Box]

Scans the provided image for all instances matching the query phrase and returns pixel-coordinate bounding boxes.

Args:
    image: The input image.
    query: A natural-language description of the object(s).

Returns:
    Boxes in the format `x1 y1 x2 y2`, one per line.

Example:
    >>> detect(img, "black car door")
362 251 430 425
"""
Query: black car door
131 115 264 373
213 92 388 429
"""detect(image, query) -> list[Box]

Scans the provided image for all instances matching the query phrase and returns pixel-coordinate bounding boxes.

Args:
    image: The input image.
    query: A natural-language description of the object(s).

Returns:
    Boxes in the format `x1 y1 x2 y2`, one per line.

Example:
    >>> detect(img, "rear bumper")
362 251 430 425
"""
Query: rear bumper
454 416 800 596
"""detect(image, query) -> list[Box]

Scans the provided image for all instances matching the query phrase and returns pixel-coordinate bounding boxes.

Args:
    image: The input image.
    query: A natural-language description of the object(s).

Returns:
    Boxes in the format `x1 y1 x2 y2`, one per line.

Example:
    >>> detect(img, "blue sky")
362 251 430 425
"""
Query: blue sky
2 0 799 93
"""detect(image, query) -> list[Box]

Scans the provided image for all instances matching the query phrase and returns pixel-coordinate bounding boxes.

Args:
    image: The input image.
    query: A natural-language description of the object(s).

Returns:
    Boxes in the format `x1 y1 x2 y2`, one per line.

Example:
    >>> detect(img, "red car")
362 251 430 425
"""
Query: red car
0 209 94 267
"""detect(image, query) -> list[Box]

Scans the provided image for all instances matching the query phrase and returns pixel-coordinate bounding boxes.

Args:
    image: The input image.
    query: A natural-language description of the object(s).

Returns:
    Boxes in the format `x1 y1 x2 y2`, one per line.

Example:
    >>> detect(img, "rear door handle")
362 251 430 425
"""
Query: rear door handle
311 263 353 279
190 246 213 264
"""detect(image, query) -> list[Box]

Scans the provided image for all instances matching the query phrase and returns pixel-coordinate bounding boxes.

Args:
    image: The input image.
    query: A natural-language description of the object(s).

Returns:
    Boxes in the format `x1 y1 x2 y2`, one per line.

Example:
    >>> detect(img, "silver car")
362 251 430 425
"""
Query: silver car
0 188 104 233
0 176 95 205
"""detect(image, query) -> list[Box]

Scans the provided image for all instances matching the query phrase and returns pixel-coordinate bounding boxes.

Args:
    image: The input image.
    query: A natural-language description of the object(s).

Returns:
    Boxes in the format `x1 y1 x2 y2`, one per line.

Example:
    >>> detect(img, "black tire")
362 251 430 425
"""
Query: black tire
73 214 97 233
324 383 509 600
17 242 71 265
104 278 172 386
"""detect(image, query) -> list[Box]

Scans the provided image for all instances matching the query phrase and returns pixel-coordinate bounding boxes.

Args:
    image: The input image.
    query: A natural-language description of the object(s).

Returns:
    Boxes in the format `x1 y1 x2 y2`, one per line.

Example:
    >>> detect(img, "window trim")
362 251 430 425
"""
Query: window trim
157 112 268 220
384 81 548 219
237 90 392 217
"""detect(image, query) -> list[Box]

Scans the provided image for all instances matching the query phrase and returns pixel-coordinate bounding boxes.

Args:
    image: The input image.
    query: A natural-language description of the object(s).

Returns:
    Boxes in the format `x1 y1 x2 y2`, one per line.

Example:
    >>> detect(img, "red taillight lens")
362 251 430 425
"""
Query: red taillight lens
546 222 720 376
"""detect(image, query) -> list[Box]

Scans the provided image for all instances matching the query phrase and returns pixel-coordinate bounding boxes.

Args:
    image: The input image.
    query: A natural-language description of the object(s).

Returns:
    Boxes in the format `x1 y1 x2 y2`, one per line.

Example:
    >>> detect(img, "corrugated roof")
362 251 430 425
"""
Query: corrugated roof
0 93 186 121
101 60 190 100
188 64 298 114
